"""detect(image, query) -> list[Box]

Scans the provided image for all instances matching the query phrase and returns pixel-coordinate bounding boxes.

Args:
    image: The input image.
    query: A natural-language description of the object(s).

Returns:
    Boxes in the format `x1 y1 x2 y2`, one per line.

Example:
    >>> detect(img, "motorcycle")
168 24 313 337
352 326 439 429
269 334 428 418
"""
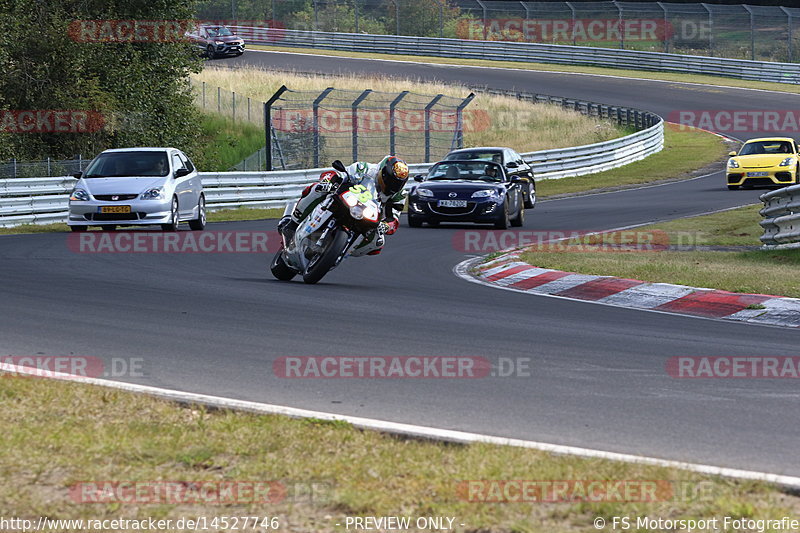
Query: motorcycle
270 160 383 284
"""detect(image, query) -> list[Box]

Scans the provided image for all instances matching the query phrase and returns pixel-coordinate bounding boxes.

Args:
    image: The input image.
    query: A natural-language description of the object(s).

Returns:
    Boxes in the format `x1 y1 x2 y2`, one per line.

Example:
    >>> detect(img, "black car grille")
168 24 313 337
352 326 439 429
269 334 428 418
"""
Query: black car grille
87 212 144 221
429 202 476 216
94 194 138 201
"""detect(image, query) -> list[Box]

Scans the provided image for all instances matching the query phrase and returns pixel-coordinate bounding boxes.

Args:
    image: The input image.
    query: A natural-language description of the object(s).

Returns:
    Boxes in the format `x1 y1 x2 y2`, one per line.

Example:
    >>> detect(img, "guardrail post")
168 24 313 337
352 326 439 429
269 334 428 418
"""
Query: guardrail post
424 94 444 163
351 89 372 162
313 87 334 168
264 85 288 171
453 92 475 151
389 91 409 156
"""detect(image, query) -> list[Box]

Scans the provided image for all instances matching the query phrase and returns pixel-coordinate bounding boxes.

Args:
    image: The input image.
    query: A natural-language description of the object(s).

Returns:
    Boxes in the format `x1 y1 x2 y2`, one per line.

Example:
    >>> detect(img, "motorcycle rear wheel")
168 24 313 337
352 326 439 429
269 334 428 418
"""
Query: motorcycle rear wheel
302 229 348 284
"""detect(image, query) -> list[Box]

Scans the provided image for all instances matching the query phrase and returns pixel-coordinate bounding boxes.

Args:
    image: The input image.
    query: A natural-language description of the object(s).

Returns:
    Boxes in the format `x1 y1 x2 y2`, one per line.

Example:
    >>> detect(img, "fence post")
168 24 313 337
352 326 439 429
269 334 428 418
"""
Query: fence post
355 0 360 33
743 4 755 61
313 0 319 31
202 81 206 109
566 1 577 45
657 1 668 53
424 94 444 163
313 87 335 168
232 92 236 122
702 3 713 56
613 0 623 49
351 89 372 162
264 85 288 172
47 157 51 177
217 86 221 114
453 93 475 151
782 8 793 62
476 0 487 40
12 158 16 178
248 97 251 122
389 91 409 156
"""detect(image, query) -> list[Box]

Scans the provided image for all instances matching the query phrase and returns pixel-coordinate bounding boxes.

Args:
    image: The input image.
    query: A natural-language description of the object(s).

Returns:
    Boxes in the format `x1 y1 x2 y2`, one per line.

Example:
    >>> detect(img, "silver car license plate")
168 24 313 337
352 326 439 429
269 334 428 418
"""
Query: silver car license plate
438 200 467 207
747 172 769 177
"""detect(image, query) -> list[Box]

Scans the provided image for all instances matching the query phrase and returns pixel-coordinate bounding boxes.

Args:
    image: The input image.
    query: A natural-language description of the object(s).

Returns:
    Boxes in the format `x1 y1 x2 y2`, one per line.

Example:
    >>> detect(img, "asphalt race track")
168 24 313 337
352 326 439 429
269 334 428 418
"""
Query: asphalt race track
3 51 800 477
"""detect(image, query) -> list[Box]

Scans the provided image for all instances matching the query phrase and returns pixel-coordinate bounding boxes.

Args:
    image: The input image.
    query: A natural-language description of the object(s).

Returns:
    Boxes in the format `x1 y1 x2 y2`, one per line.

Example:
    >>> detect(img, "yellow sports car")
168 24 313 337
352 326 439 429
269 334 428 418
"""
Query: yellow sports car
727 137 799 190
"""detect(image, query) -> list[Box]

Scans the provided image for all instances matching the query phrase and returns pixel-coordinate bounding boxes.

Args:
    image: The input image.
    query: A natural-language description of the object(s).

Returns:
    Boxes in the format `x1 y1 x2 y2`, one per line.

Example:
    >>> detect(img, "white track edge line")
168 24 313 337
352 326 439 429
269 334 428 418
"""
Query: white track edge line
2 361 800 489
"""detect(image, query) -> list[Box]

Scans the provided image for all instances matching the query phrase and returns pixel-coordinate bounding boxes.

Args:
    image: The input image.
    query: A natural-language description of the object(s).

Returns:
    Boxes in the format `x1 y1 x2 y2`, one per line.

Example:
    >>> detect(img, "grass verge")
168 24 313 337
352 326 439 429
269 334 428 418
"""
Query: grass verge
2 375 798 532
191 114 266 172
537 125 728 198
249 44 800 95
518 204 800 298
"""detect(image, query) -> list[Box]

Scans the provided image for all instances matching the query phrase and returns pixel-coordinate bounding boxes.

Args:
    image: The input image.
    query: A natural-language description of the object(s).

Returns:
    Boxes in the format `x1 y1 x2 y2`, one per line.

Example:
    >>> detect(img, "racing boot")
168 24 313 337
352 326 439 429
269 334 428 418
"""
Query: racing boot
277 216 298 244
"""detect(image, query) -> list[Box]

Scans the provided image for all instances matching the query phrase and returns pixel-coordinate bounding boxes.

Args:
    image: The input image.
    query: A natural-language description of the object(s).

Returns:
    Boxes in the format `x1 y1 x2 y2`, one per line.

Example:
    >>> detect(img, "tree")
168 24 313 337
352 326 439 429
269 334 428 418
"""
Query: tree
0 0 203 161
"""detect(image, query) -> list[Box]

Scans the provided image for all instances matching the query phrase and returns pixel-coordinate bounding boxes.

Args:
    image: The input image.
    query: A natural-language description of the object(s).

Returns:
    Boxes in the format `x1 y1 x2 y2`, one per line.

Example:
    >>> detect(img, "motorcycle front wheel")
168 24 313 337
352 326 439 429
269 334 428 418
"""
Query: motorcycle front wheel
302 228 349 284
270 246 297 281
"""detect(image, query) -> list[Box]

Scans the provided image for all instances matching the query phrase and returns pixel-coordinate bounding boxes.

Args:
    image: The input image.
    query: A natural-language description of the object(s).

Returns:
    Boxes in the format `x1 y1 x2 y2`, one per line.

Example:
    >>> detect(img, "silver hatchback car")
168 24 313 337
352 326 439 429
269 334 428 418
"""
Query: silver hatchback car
67 147 206 232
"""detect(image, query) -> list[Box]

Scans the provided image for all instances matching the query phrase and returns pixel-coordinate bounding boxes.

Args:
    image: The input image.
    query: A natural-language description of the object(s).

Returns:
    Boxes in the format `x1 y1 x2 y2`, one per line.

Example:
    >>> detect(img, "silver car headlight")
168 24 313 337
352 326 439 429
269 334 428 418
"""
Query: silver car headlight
471 189 497 198
140 187 165 200
69 188 89 202
779 157 795 167
416 188 434 197
728 159 739 169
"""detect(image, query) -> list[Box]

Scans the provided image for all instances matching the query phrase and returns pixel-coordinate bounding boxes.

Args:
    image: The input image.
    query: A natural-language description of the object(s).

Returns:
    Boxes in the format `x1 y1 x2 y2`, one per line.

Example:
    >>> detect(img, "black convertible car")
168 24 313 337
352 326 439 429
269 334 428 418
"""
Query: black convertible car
407 160 525 228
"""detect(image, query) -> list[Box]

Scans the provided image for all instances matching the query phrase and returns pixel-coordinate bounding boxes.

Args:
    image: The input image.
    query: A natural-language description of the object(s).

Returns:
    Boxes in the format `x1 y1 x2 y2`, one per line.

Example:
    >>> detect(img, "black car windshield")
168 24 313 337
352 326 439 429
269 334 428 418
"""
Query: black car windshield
427 161 503 182
84 151 170 178
206 27 233 37
444 151 502 163
739 141 794 156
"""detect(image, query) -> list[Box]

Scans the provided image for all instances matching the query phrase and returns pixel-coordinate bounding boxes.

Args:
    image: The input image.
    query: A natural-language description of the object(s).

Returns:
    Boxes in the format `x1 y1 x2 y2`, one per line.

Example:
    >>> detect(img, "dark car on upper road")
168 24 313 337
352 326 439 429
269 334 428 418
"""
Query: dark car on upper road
407 160 525 229
444 146 536 208
186 25 245 59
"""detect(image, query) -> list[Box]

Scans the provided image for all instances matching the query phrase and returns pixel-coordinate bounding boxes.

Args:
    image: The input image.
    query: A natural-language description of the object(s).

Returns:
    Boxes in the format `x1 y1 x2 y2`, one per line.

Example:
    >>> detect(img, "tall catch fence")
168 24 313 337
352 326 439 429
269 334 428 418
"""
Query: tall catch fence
197 0 800 62
265 86 474 170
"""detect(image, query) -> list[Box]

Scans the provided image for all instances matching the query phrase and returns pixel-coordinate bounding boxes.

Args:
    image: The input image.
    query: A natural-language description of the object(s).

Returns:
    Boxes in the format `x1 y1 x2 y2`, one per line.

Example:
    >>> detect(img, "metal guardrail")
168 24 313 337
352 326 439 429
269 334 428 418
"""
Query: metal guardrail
0 116 663 228
760 184 800 249
231 27 800 85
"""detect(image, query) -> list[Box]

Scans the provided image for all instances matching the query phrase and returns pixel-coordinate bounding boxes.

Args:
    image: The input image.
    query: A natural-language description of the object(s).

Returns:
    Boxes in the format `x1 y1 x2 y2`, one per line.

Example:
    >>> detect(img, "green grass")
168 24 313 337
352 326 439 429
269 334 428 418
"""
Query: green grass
537 125 728 198
2 375 798 532
191 114 266 172
518 205 800 298
250 44 800 95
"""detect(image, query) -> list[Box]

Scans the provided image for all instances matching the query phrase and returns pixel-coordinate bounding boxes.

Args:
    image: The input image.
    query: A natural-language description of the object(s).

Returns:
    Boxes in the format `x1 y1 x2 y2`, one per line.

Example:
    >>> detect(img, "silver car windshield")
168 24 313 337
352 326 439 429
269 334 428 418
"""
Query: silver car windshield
84 152 170 178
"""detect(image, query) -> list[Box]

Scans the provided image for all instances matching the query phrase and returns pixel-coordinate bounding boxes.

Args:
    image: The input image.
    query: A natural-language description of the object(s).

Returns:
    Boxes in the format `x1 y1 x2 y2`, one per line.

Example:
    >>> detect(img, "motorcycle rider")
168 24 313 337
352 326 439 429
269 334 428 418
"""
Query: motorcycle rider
277 155 409 256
